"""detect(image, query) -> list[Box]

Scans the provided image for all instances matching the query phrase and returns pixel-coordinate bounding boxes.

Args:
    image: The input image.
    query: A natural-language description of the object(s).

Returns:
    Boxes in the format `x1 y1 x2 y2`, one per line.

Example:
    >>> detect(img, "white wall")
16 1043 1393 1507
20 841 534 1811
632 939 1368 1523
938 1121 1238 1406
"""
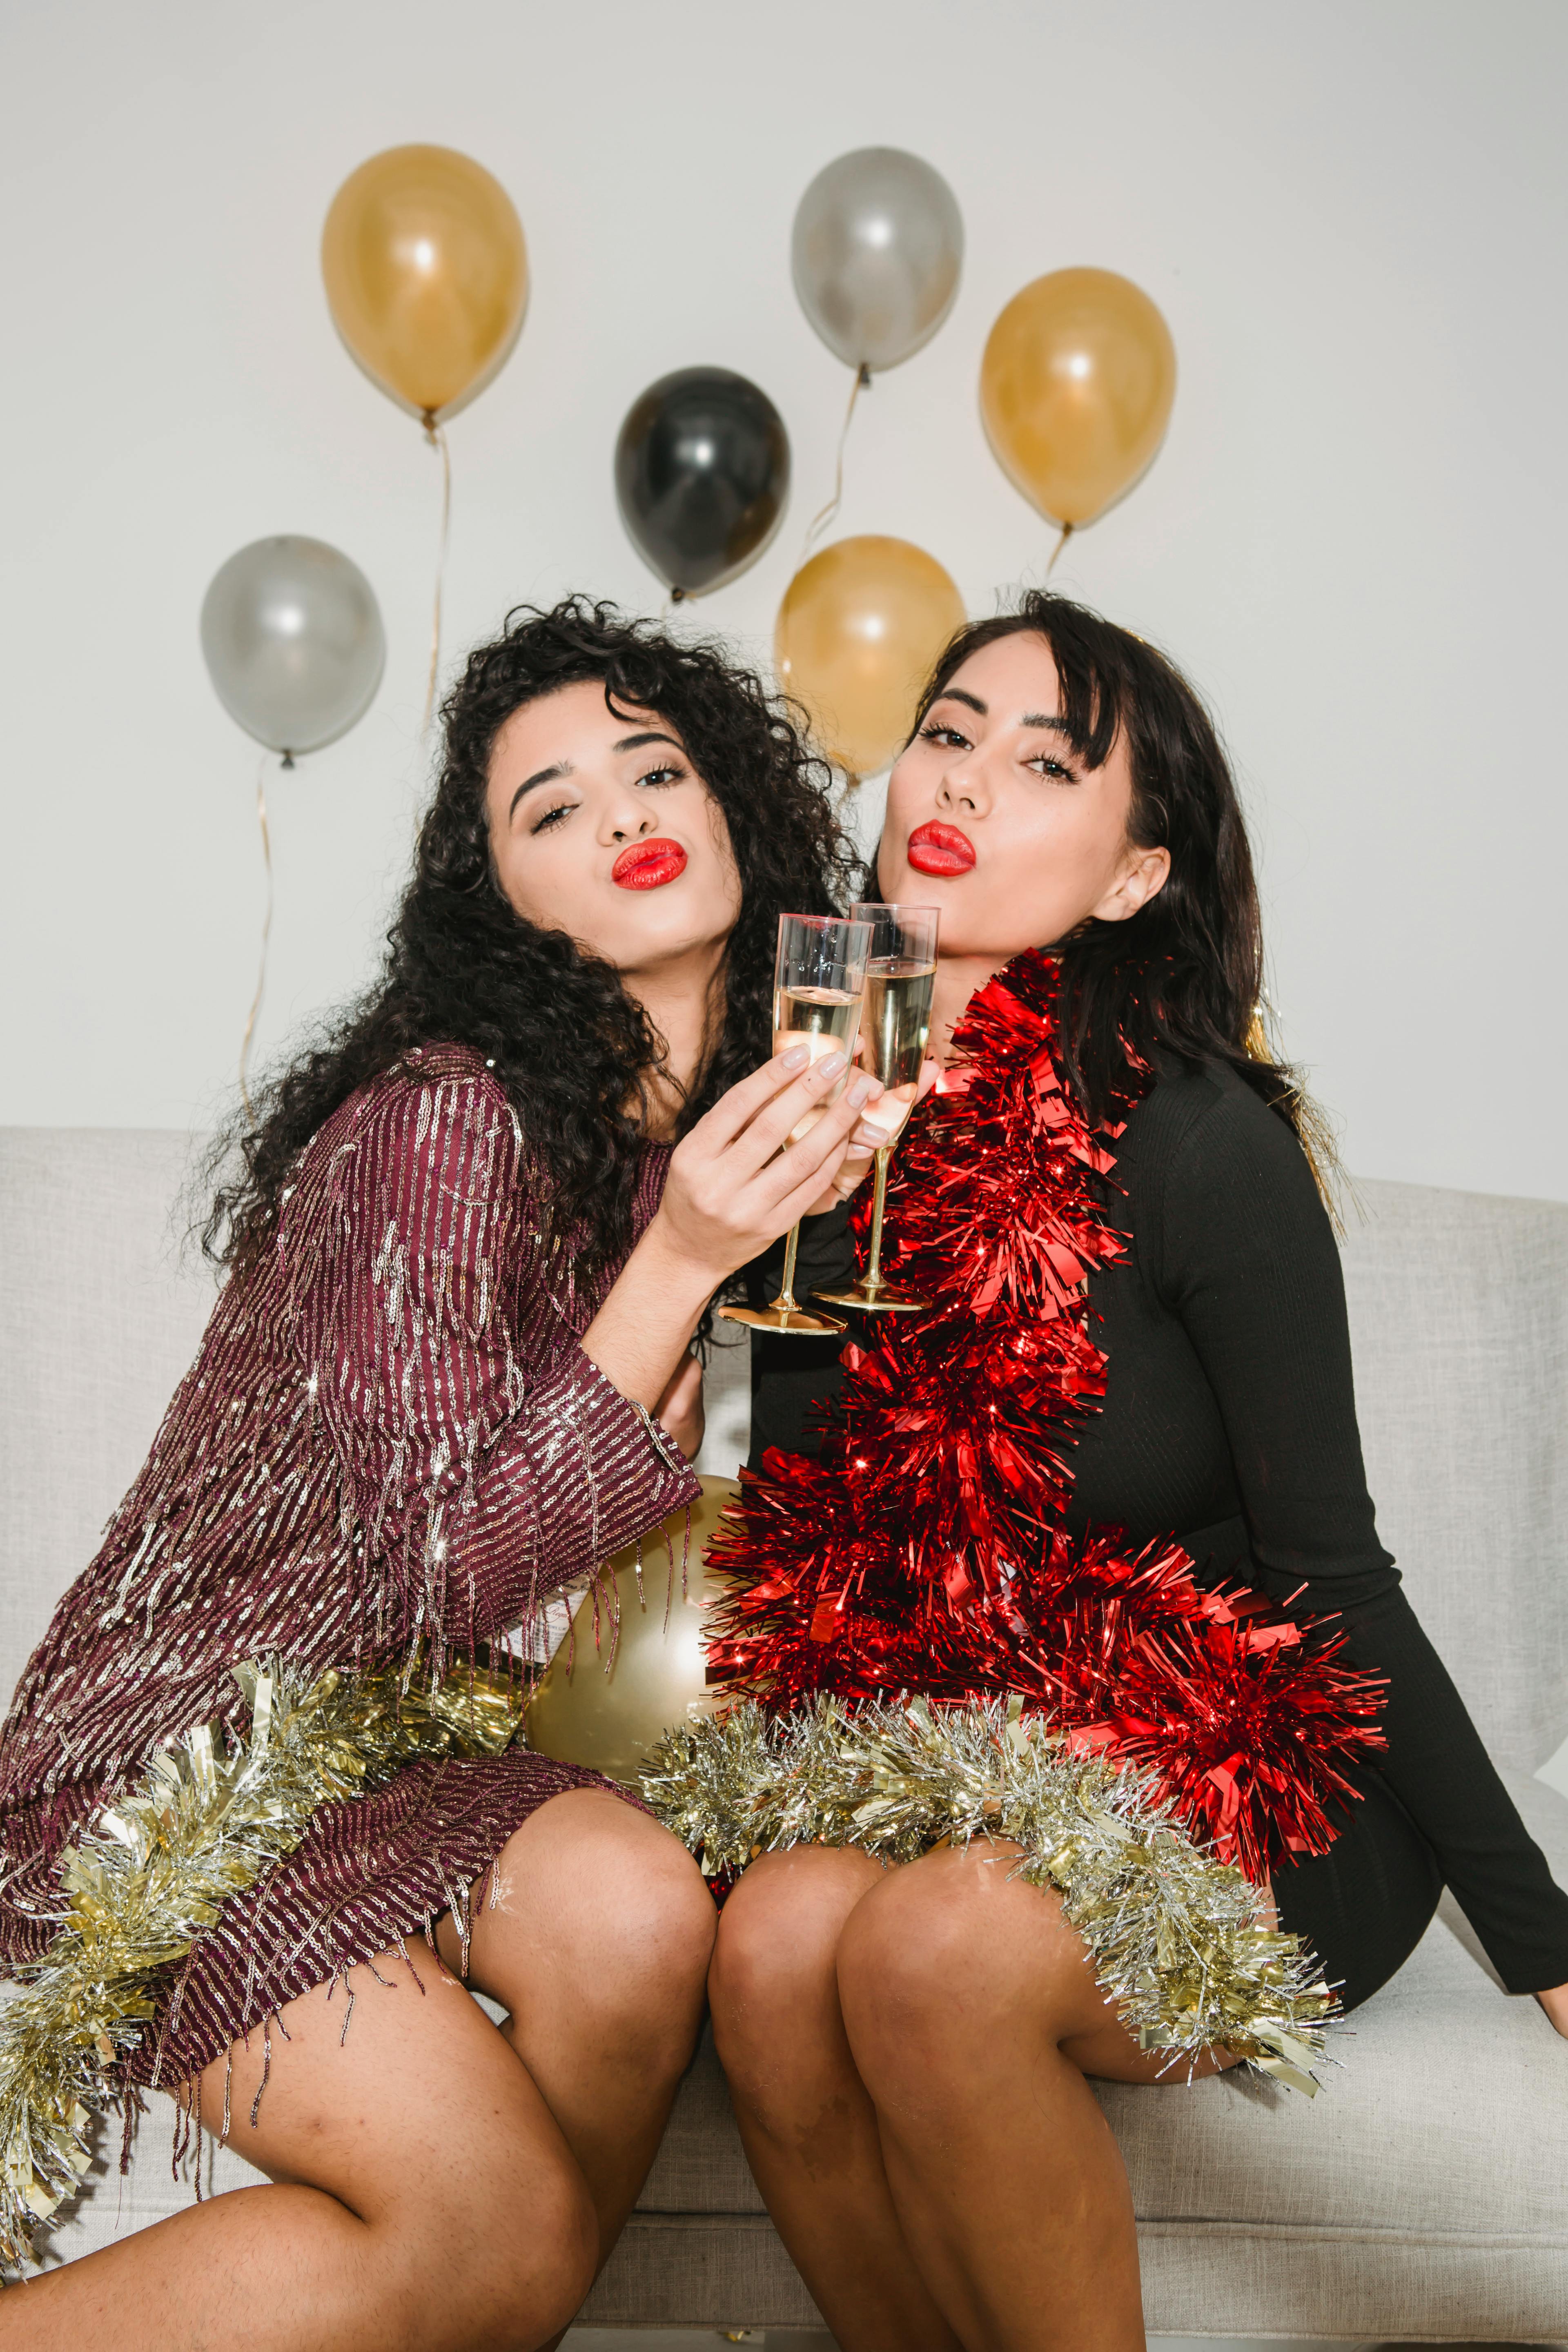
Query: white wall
3 0 1564 1198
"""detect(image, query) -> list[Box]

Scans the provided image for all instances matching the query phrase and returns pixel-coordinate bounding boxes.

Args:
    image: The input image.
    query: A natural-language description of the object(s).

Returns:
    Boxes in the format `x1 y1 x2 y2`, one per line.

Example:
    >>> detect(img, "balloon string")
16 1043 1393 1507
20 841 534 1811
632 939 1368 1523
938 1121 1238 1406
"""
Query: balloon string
800 363 871 564
420 418 452 737
1046 521 1074 577
239 752 274 1123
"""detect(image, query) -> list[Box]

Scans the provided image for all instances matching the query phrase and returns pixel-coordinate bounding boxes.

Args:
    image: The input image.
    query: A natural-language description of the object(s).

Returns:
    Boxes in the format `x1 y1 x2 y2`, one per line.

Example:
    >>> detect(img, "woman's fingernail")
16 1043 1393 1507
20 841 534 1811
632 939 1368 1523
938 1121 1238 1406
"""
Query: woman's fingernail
780 1045 810 1070
818 1051 847 1080
847 1074 873 1107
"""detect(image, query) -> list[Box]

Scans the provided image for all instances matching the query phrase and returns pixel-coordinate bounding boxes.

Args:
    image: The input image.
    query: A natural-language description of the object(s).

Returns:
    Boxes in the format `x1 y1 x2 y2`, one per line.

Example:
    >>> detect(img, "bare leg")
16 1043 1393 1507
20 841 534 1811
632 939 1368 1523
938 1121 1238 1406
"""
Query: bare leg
4 1788 715 2352
709 1846 963 2352
1 1931 595 2352
437 1786 717 2258
837 1840 1240 2352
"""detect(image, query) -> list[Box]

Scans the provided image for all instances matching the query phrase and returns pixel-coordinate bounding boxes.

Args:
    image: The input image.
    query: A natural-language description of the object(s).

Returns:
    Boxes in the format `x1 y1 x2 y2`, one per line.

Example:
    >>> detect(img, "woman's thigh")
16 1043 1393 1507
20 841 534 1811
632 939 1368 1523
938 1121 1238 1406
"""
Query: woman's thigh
185 1930 597 2350
835 1838 1240 2088
1270 1766 1443 2013
199 1934 587 2239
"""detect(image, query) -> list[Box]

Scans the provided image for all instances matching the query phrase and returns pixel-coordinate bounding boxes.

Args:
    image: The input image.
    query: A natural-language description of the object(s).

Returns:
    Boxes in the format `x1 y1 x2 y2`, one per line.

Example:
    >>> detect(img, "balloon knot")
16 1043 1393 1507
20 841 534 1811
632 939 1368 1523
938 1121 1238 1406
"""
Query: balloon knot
280 751 296 771
669 586 687 604
857 363 873 389
421 409 439 442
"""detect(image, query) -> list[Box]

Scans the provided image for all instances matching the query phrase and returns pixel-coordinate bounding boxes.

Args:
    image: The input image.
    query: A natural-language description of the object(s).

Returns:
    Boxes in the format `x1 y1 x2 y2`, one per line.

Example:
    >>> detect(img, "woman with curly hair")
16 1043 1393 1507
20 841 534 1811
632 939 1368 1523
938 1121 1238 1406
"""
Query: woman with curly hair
0 599 882 2350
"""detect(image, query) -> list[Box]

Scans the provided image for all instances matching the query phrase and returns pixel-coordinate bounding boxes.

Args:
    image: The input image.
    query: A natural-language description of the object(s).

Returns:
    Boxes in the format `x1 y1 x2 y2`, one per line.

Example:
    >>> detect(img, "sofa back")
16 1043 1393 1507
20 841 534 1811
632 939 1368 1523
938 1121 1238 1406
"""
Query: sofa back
1337 1174 1567 1773
2 1131 1564 1773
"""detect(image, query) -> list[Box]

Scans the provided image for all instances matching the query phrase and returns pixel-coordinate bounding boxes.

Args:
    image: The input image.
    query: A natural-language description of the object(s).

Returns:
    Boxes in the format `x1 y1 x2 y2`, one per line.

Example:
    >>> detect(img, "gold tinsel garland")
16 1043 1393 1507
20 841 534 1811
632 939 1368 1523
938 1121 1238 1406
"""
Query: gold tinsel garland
641 1694 1335 2089
0 1656 525 2272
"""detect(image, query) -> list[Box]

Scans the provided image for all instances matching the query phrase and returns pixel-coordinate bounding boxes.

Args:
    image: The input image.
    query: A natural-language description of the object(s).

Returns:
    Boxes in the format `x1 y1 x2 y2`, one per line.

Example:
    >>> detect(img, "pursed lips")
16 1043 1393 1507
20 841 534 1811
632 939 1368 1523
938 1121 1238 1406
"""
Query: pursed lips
906 820 977 876
611 838 688 890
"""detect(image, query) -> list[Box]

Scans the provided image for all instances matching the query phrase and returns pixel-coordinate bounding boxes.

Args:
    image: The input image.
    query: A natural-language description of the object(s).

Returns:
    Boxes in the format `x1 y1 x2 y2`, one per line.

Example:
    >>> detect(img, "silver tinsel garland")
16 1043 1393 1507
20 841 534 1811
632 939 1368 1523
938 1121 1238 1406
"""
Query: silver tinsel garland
0 1656 525 2273
641 1694 1335 2089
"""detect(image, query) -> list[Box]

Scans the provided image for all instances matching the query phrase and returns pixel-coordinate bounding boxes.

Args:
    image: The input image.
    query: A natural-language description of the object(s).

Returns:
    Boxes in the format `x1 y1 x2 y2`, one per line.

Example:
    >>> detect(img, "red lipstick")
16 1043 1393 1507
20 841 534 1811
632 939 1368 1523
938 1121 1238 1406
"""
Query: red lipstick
906 821 976 876
612 838 688 891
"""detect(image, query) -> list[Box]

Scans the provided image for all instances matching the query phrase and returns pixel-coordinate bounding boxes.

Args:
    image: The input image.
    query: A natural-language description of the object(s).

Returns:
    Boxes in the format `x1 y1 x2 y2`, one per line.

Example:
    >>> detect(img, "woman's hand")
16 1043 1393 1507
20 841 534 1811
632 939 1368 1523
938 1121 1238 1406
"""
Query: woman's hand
1535 1983 1568 2038
654 1351 704 1462
803 1052 942 1215
650 1045 884 1284
579 1045 882 1415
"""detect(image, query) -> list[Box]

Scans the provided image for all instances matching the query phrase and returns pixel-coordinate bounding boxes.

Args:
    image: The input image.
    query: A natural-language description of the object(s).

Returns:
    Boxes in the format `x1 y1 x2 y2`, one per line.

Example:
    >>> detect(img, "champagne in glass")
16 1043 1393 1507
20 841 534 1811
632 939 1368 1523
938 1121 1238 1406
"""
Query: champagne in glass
814 903 939 1314
719 912 873 1336
773 980 863 1141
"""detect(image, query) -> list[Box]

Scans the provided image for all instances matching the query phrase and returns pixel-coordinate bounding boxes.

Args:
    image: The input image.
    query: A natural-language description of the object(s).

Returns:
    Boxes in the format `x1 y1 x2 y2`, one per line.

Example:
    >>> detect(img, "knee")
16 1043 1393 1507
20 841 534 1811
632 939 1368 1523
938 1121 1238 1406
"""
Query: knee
481 2167 599 2351
708 1849 878 2086
573 1822 716 2071
381 2164 597 2352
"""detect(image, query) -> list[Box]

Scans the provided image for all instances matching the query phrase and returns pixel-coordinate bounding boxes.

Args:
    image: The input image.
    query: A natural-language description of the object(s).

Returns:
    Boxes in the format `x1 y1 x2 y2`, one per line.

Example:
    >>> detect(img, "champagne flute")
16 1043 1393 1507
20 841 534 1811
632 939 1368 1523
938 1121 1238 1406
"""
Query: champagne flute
719 911 874 1336
814 902 939 1315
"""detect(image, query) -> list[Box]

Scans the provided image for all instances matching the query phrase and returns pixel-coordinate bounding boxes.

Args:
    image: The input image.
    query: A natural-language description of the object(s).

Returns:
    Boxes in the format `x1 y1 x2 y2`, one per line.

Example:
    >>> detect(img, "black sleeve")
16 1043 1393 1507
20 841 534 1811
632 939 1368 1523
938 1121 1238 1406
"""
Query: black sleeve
744 1205 854 1470
1158 1080 1568 1995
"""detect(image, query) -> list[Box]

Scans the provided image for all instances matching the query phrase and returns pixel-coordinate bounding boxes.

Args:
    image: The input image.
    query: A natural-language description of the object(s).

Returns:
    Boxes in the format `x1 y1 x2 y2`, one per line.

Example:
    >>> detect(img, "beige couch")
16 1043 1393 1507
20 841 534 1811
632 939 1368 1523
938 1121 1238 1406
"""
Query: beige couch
3 1128 1566 2341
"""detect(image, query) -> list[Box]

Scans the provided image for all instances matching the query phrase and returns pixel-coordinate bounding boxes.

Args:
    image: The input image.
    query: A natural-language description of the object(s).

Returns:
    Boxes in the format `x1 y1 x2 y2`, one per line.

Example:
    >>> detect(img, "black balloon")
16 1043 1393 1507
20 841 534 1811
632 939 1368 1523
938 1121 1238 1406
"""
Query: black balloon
615 366 790 597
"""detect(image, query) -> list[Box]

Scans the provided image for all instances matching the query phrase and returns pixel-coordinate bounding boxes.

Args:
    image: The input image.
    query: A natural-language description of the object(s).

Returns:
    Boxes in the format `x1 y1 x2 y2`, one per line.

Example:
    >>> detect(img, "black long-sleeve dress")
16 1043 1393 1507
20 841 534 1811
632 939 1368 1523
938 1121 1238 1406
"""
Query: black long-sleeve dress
746 1056 1568 2011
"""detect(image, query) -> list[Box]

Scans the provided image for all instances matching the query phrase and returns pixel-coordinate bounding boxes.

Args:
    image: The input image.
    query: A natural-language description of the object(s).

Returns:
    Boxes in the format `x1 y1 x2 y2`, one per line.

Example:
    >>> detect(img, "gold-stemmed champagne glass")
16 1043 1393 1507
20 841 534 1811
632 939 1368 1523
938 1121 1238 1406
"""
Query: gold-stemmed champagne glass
719 910 874 1337
813 901 939 1315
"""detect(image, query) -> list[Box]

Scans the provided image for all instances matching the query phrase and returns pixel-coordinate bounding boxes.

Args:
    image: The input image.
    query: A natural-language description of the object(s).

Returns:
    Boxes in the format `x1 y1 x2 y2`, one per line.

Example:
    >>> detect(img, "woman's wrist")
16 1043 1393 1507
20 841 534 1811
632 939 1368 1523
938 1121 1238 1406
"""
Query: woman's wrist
632 1207 731 1318
578 1214 717 1414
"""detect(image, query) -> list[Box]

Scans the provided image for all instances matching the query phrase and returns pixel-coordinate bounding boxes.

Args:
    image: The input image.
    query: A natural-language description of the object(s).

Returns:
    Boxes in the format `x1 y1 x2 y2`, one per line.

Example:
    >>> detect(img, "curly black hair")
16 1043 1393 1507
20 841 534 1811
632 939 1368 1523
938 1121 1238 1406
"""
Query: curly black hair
205 598 856 1277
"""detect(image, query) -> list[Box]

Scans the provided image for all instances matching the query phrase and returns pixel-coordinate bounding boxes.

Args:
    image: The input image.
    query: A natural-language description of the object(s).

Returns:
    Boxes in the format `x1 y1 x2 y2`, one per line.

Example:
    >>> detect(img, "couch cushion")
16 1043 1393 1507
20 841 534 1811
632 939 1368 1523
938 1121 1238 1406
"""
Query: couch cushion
9 1134 1568 2340
1342 1177 1568 1776
0 1128 214 1711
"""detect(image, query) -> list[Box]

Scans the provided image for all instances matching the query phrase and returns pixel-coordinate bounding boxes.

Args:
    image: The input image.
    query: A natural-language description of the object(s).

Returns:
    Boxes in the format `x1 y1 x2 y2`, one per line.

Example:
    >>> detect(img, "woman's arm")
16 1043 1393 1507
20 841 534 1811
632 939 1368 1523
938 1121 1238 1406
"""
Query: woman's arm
286 1067 700 1651
1157 1074 1568 1999
292 1048 878 1650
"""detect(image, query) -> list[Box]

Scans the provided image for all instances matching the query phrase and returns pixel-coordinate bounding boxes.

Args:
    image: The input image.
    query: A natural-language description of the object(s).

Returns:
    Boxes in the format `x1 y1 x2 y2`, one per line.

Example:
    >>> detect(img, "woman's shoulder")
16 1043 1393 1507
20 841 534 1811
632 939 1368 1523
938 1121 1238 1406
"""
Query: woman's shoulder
1115 1054 1328 1250
287 1045 526 1238
319 1042 514 1154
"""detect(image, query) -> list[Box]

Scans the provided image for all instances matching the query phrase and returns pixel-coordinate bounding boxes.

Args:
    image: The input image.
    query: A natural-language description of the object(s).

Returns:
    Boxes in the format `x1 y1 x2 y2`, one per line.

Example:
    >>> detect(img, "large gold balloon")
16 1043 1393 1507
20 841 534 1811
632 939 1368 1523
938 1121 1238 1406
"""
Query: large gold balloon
322 145 527 424
525 1477 736 1784
980 268 1176 529
776 535 966 780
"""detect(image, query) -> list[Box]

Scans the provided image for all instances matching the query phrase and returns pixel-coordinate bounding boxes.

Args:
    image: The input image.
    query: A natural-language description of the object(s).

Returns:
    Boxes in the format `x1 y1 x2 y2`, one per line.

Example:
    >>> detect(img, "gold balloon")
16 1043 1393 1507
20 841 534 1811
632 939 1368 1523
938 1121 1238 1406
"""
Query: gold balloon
776 535 966 780
980 268 1176 528
525 1477 737 1784
322 144 528 424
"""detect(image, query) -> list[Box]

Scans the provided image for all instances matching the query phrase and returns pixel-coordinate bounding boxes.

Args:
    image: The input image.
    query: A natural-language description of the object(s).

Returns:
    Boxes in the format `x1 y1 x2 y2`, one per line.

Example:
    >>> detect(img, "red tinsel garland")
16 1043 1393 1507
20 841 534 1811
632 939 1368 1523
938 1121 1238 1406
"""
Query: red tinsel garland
706 949 1385 1882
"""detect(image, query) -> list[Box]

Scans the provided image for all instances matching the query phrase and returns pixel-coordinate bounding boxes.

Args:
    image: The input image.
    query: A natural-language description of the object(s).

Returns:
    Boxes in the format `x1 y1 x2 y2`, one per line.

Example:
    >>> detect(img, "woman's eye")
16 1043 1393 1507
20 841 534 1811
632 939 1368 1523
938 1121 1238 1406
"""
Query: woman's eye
919 724 970 751
1027 755 1077 782
636 764 682 790
530 800 573 835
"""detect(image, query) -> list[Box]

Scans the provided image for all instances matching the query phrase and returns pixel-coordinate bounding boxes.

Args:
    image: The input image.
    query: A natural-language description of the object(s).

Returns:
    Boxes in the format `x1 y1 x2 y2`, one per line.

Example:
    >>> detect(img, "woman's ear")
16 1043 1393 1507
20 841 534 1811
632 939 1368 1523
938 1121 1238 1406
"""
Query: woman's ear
1093 843 1171 925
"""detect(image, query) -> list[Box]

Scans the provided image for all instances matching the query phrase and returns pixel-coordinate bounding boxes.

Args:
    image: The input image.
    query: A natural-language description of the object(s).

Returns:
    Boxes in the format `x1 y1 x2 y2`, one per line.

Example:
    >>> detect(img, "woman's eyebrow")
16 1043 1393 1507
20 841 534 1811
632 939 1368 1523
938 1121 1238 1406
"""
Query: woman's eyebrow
933 688 986 715
612 730 684 756
508 762 570 820
1019 712 1074 736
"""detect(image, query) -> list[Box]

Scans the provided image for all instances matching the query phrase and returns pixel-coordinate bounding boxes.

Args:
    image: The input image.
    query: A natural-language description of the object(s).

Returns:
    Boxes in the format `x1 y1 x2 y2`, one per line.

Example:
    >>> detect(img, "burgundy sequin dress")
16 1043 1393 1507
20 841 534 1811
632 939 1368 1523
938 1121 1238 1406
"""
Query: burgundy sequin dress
0 1045 700 2090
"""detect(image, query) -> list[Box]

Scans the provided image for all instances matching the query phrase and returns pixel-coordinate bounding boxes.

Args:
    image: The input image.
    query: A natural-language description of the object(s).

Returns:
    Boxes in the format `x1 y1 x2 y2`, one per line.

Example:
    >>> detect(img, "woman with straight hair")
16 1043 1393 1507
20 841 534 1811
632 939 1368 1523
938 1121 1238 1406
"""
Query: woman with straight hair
708 592 1568 2352
0 599 887 2352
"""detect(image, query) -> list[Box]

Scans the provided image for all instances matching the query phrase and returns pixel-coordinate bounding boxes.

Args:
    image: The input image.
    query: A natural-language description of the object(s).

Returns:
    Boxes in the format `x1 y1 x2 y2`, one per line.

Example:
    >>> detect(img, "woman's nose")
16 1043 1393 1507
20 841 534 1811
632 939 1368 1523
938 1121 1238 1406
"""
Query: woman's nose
936 767 983 815
606 803 657 844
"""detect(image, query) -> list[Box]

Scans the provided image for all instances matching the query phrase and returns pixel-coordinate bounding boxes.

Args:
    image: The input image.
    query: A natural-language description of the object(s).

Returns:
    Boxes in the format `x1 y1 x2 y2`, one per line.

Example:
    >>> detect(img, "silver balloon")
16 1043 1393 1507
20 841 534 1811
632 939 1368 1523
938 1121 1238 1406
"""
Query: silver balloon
200 536 385 760
792 147 964 373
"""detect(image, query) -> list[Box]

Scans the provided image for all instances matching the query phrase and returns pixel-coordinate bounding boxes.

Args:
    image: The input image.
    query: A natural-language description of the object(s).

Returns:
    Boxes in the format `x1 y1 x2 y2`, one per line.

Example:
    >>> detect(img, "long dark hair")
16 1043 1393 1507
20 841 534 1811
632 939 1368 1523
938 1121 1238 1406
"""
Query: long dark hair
205 597 855 1276
910 592 1336 1193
